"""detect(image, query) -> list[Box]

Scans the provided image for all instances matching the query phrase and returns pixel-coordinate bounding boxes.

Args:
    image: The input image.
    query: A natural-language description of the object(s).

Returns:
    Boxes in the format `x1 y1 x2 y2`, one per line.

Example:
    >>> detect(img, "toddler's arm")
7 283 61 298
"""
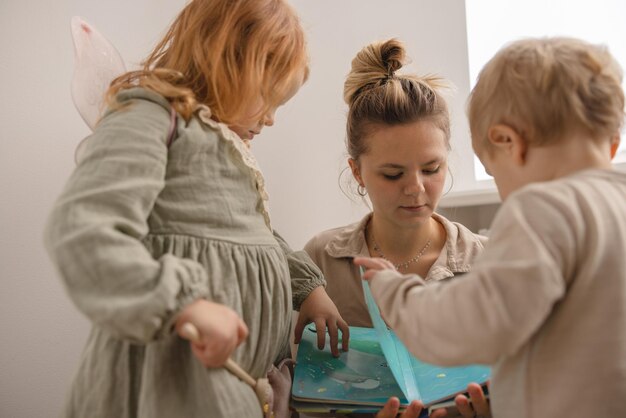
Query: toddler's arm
356 188 570 366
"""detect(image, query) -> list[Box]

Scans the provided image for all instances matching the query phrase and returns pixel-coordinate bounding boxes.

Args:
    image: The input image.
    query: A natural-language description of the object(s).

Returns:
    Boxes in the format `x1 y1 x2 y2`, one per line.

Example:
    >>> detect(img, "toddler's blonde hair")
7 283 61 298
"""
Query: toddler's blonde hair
105 0 308 124
468 37 624 150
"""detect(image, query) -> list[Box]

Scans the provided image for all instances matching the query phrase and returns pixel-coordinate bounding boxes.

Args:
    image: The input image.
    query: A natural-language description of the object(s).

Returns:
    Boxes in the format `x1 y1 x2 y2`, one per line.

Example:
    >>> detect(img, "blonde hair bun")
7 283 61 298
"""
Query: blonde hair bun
343 38 407 105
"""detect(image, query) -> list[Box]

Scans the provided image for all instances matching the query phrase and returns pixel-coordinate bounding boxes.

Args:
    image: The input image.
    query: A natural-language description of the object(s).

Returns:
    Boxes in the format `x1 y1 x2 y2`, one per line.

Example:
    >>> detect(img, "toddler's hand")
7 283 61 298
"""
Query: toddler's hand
294 286 349 357
353 256 396 281
176 299 248 367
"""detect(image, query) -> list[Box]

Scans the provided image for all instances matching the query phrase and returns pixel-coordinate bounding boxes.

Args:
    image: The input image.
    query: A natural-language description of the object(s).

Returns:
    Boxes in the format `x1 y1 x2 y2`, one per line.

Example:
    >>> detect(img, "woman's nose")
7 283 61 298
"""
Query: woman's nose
404 173 425 195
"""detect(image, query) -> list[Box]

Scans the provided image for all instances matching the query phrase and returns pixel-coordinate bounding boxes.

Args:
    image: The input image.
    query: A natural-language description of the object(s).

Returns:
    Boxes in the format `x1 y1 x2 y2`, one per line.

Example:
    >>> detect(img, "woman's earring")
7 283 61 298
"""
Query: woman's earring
357 185 367 196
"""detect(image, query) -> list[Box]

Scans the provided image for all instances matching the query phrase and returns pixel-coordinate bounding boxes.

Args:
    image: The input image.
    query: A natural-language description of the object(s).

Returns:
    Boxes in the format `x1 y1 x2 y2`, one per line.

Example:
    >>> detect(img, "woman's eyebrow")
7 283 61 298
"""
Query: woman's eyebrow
379 159 441 169
379 163 405 169
421 159 440 166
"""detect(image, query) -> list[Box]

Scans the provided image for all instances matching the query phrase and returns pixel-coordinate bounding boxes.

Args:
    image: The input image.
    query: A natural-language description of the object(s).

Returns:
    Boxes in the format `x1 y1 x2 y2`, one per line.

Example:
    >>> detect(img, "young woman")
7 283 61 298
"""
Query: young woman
303 39 490 418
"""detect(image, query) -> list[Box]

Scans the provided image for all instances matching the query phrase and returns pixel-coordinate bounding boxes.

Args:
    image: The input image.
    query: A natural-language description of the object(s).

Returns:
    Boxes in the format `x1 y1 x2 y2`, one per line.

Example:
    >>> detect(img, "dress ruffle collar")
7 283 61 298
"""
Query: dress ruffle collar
196 105 272 230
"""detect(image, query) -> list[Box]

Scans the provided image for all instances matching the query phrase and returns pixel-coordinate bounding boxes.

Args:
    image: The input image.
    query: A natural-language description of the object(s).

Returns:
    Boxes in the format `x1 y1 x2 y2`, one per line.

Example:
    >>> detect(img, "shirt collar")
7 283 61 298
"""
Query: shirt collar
324 212 485 280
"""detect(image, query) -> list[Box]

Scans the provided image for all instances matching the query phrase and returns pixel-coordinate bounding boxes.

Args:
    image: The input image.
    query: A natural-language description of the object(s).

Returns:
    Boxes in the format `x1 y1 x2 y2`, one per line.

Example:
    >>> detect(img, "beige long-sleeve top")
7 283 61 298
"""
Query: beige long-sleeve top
369 169 626 418
304 212 486 327
44 88 324 418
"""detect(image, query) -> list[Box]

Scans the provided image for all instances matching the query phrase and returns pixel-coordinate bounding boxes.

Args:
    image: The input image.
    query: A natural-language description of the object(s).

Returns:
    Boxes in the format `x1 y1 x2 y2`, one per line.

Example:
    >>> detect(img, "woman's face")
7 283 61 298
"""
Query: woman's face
350 120 449 229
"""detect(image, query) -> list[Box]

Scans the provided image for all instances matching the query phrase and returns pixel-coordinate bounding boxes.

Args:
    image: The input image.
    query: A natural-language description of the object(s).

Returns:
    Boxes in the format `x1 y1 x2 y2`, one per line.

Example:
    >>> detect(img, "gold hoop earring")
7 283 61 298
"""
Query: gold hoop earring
357 185 367 196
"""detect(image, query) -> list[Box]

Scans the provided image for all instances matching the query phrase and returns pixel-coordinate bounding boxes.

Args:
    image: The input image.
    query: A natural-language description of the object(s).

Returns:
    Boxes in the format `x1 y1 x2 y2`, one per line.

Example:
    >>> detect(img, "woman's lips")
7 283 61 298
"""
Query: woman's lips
400 204 427 212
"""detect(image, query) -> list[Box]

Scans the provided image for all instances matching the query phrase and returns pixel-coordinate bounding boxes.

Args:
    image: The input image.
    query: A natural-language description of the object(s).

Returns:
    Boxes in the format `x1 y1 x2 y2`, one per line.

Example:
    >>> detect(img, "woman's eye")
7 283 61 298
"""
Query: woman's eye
383 173 402 180
423 166 441 175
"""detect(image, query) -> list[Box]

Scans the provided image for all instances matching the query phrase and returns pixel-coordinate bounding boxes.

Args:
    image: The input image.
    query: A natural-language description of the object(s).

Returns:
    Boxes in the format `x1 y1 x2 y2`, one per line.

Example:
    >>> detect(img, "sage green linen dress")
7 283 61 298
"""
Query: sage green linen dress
45 88 324 417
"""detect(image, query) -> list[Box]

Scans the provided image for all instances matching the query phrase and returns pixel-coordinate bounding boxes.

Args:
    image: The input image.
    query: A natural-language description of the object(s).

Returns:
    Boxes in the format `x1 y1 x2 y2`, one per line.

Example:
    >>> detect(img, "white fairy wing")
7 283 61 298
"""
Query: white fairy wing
71 16 126 130
70 16 126 162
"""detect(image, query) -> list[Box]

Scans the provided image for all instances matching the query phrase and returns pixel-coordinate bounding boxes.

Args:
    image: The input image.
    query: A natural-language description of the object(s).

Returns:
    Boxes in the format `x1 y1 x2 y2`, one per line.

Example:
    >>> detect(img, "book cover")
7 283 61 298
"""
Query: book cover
291 273 490 412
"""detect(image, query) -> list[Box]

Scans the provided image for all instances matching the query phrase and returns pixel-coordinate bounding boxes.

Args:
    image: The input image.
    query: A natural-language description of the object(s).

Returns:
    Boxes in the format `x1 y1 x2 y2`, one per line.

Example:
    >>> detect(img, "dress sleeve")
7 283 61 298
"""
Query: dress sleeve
44 97 209 343
273 231 326 310
369 189 571 365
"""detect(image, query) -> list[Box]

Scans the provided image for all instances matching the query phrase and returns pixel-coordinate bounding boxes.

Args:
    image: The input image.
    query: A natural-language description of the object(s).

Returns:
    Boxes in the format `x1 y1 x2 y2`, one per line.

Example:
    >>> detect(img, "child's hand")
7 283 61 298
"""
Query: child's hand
294 286 349 357
176 299 248 368
353 256 396 280
376 397 424 418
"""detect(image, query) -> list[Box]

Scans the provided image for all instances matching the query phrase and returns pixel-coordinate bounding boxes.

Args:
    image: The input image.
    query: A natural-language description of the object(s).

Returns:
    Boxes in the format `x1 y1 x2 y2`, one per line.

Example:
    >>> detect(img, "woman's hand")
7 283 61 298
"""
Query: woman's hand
429 383 491 418
294 286 350 357
176 299 248 367
376 398 424 418
454 382 491 418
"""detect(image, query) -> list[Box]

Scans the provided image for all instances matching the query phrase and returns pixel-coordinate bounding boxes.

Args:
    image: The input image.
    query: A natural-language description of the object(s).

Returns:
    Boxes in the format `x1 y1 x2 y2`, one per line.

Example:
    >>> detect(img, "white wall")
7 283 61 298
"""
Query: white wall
0 1 470 416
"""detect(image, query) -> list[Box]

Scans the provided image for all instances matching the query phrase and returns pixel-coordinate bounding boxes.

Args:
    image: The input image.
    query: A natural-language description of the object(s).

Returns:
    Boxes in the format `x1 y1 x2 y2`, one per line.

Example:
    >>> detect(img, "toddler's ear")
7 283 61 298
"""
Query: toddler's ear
487 124 528 165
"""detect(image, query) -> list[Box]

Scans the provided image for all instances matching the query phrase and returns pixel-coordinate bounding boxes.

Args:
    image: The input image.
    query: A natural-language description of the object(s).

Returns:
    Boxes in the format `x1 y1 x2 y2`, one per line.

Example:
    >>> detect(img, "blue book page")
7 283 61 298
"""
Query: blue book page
361 274 491 405
409 355 490 405
292 324 409 407
362 279 420 401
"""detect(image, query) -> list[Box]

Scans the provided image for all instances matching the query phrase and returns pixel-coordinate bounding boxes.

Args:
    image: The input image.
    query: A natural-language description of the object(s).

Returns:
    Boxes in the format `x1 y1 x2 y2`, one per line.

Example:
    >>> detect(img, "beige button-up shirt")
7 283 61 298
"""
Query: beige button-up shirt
304 212 487 327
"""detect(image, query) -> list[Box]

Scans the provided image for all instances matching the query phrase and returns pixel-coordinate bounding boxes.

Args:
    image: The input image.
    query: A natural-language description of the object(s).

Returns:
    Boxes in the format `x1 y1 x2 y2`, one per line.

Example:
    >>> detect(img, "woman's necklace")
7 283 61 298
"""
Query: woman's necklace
371 231 432 271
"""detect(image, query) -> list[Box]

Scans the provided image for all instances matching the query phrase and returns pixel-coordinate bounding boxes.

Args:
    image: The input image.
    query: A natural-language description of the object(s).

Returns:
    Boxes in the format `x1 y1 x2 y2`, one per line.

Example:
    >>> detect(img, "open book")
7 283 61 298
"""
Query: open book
291 277 490 413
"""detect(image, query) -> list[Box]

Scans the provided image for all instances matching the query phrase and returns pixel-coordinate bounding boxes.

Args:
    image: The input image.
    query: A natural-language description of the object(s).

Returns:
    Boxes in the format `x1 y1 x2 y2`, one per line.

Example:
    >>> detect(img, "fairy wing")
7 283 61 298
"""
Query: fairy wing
70 16 126 131
70 16 126 163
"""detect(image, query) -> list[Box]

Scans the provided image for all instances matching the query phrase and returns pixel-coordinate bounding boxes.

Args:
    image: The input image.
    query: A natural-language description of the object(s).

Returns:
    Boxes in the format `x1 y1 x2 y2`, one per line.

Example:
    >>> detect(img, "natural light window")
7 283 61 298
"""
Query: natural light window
466 0 626 181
